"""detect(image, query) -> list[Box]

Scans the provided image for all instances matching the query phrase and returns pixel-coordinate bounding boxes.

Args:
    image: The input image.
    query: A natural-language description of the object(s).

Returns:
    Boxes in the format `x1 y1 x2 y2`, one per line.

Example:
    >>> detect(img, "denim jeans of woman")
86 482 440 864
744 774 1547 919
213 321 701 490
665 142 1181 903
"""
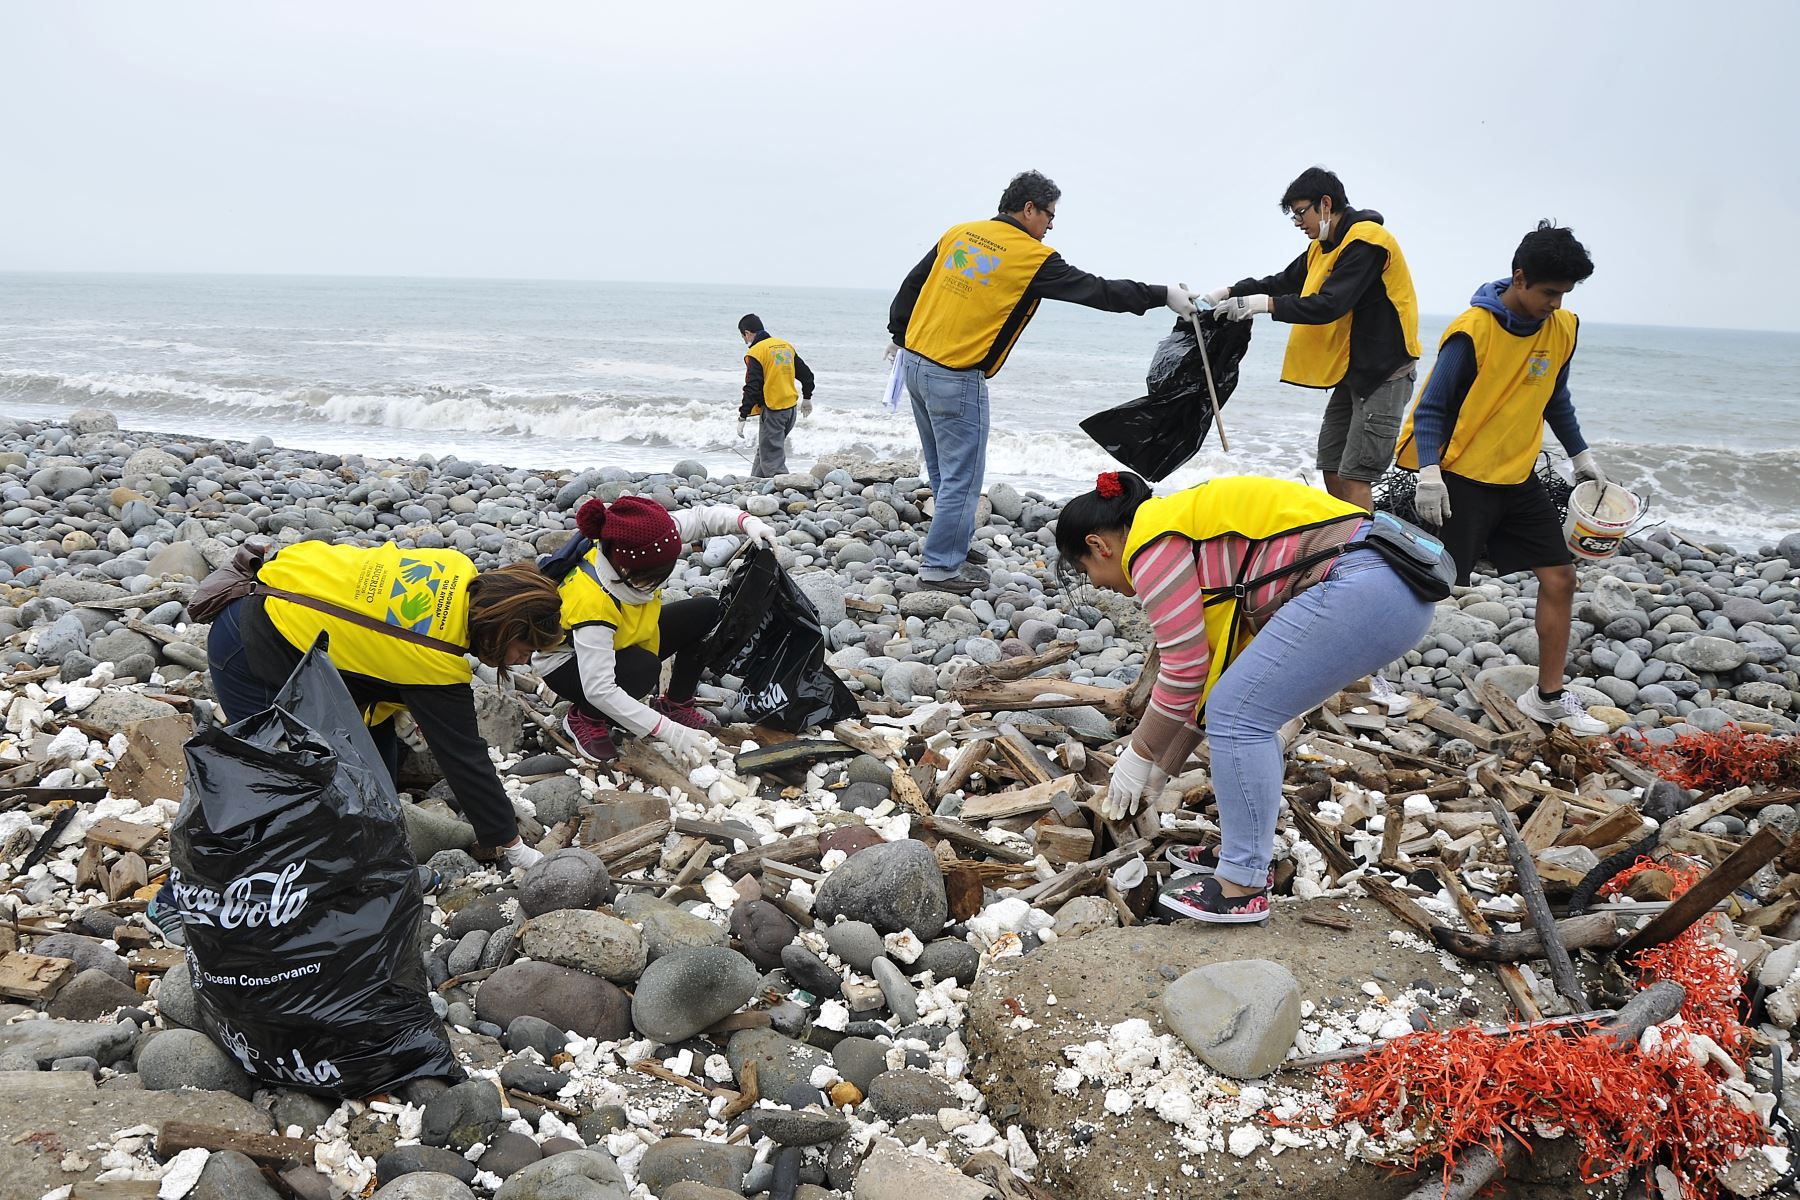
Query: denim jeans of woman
1205 547 1434 889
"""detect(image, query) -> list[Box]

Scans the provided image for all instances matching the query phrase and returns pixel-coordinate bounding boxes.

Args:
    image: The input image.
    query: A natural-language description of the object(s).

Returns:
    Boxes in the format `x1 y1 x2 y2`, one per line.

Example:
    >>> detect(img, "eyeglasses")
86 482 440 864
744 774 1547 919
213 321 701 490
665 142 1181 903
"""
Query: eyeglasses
1288 202 1315 225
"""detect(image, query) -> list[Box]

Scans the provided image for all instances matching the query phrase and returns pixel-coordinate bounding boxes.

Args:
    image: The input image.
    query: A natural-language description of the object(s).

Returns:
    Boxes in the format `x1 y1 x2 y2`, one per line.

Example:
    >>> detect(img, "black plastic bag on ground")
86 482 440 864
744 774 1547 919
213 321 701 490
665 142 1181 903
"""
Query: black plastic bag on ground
1081 313 1254 481
704 546 859 732
171 638 460 1097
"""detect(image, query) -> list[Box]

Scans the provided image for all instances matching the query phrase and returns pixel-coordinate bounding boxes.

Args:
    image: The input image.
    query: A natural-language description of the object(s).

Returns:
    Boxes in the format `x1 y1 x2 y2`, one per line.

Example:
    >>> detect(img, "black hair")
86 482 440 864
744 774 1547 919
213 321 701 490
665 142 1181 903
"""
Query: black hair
1053 472 1154 575
1279 166 1349 213
998 170 1061 215
1512 221 1594 286
737 313 765 334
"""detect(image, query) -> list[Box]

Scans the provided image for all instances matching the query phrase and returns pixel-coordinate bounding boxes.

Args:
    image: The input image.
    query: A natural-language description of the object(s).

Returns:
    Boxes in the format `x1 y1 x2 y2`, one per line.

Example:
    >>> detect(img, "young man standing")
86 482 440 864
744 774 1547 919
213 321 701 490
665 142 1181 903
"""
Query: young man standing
1208 166 1421 513
888 170 1197 594
1393 221 1608 735
738 314 815 478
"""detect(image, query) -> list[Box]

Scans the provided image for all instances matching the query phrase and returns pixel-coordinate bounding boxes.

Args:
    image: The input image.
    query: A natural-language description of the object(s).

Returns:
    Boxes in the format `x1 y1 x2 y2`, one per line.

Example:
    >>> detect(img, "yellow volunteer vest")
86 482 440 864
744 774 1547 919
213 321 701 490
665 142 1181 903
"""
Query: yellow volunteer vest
1121 477 1364 720
904 219 1055 377
1395 307 1579 485
1279 220 1422 389
745 336 799 414
260 542 476 688
558 547 663 654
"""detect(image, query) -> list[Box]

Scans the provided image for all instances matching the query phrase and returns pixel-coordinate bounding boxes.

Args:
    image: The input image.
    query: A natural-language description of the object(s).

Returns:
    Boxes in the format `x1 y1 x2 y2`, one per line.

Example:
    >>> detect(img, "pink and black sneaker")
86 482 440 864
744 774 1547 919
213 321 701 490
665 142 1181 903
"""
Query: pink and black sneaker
1164 844 1274 888
1158 875 1271 925
648 695 715 730
564 709 620 764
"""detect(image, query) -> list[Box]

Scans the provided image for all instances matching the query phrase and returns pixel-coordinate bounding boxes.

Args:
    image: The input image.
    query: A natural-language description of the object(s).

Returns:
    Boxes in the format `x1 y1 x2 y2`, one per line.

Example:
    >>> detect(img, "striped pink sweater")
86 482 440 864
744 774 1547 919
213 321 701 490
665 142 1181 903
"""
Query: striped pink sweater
1130 520 1362 771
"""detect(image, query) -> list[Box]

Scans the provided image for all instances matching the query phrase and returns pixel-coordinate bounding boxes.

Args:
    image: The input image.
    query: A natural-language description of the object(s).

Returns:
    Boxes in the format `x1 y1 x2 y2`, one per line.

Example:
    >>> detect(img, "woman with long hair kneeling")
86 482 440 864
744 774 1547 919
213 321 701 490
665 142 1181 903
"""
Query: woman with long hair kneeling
1056 471 1434 923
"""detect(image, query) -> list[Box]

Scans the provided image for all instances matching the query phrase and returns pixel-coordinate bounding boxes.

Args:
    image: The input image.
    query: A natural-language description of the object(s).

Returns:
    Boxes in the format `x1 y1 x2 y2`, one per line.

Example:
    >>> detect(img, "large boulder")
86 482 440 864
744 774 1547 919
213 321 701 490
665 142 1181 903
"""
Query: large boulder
1160 959 1302 1080
813 838 947 939
475 961 631 1041
964 903 1534 1200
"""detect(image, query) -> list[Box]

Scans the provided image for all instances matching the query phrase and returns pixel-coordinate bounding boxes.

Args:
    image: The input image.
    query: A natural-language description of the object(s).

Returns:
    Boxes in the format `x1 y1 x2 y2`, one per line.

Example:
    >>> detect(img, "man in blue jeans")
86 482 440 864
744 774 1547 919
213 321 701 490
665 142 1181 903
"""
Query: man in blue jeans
887 170 1197 593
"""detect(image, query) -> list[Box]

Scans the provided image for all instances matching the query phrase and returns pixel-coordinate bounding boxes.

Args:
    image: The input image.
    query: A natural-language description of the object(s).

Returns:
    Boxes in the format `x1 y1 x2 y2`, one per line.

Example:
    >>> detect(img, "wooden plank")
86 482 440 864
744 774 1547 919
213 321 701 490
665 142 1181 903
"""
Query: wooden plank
582 817 670 863
1470 678 1542 737
918 816 1033 866
1032 819 1094 867
156 1120 317 1164
1485 795 1587 1008
888 766 932 819
958 775 1083 823
71 1184 163 1200
720 831 819 879
106 852 148 901
1416 704 1504 751
1434 862 1541 1020
578 793 672 845
1378 794 1405 866
1619 827 1789 957
992 726 1058 787
1558 804 1645 851
1518 793 1567 853
126 946 188 975
0 950 77 1001
930 735 993 803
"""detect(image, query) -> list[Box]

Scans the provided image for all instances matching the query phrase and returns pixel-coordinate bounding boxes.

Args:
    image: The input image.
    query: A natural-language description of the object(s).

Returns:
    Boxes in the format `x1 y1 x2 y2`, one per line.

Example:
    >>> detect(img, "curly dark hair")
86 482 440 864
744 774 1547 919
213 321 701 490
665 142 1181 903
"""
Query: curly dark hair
998 170 1061 215
1513 220 1594 286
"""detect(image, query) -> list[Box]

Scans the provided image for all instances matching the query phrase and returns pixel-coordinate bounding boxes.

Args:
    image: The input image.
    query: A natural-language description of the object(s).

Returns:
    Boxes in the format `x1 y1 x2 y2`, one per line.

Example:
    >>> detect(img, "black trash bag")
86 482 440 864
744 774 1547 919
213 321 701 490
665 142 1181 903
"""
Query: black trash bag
170 638 461 1097
1080 313 1254 481
704 546 859 732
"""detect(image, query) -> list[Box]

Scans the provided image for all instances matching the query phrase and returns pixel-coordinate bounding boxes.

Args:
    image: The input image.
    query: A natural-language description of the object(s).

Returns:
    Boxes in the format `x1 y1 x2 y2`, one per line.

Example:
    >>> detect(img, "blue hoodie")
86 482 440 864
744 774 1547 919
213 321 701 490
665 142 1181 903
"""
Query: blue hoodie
1409 280 1585 471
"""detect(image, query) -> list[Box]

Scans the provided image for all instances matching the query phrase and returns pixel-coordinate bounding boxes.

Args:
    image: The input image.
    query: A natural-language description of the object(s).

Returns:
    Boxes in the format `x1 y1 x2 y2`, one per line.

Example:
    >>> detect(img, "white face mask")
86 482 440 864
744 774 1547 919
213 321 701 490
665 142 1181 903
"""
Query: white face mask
1318 210 1333 241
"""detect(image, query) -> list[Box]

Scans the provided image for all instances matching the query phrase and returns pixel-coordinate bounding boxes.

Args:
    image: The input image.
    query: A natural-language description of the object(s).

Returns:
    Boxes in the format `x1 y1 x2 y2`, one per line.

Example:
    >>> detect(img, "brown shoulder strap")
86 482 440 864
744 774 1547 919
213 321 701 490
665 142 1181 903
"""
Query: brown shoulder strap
254 584 468 657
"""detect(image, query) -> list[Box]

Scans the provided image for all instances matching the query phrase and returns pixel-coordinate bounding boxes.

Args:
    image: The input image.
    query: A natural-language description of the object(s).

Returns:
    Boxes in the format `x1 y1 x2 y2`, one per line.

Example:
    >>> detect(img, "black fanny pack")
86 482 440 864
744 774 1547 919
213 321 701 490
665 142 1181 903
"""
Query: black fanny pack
1355 511 1457 601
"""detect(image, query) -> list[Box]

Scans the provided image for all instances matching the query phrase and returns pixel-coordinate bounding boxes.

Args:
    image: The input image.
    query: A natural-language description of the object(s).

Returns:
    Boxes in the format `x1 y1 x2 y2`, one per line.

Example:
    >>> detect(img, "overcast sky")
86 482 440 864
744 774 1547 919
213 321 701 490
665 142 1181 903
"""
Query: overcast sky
4 2 1799 331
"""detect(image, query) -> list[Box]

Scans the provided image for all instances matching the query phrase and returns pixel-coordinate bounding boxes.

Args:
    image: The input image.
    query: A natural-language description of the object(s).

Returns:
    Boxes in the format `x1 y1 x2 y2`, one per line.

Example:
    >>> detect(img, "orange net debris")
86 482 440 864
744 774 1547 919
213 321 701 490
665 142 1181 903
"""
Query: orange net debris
1612 725 1800 791
1320 855 1770 1196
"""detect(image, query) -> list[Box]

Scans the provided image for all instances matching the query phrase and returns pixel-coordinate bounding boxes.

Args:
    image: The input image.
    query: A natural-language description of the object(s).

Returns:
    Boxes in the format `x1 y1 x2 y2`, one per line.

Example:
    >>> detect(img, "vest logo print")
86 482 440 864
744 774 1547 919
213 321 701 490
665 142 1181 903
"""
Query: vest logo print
942 238 1003 287
1526 351 1552 381
389 555 446 633
772 349 792 366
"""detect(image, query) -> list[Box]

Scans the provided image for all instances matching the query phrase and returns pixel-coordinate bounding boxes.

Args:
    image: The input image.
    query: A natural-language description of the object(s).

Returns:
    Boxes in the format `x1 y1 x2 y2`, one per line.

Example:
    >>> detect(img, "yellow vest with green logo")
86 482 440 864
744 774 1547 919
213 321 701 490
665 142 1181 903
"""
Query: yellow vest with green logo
904 219 1055 377
1279 221 1422 389
260 542 475 688
1122 477 1364 720
1395 307 1579 485
558 547 662 654
745 336 799 414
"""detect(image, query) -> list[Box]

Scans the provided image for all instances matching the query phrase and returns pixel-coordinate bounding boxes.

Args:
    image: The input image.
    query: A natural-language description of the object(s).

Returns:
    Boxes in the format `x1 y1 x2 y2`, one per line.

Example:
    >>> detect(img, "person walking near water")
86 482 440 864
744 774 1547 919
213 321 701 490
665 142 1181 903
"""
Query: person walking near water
1394 221 1609 736
1054 471 1434 923
738 314 815 477
1206 166 1421 514
887 169 1199 595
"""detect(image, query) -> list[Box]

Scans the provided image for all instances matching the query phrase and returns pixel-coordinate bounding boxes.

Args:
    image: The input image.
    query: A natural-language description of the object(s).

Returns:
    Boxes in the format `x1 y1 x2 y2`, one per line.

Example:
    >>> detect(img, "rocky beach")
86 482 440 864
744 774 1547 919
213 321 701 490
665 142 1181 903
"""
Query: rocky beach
4 408 1800 1200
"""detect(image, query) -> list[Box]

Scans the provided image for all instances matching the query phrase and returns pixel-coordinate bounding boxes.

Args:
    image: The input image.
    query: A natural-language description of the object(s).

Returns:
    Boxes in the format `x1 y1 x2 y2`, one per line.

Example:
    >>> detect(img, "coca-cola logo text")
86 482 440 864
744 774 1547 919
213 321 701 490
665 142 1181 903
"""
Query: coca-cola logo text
170 860 310 929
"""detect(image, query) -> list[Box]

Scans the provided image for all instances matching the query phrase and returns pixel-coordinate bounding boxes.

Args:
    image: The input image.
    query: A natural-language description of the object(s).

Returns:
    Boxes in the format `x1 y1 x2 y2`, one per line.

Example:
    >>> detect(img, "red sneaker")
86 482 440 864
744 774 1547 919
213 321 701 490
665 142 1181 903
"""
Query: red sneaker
563 710 619 763
648 696 715 730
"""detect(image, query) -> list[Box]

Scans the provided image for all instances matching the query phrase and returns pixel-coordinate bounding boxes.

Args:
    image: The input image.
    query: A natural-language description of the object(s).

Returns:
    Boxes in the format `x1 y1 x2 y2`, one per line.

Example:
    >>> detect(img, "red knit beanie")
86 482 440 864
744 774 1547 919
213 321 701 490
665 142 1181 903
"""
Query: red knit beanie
575 496 682 577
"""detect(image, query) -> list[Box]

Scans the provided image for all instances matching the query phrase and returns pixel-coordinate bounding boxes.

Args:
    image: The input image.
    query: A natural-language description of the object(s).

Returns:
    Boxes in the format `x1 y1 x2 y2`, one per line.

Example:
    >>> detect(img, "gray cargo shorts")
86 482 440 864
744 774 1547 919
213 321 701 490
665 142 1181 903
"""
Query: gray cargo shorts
1316 365 1416 482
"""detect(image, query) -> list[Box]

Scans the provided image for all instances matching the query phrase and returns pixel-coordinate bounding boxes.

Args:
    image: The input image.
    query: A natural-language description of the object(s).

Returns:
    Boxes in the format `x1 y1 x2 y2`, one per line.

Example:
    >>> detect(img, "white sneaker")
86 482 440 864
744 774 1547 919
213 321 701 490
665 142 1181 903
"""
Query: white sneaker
503 841 544 872
1515 687 1608 737
1365 674 1413 717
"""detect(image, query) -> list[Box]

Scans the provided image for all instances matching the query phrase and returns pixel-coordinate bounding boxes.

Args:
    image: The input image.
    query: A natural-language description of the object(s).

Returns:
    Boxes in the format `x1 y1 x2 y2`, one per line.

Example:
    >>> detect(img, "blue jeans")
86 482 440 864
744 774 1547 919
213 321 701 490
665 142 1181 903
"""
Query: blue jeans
905 355 989 579
1206 547 1434 889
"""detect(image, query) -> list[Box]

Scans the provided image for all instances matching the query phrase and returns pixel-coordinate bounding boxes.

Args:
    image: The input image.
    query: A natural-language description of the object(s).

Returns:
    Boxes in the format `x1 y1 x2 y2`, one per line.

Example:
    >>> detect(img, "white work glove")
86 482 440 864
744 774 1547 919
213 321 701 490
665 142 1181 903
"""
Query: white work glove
502 839 543 872
1214 294 1271 322
655 719 715 760
800 396 814 418
883 341 899 363
1570 450 1606 485
1102 744 1157 821
736 418 747 439
1414 464 1452 527
1202 286 1231 308
1164 284 1198 318
739 514 777 548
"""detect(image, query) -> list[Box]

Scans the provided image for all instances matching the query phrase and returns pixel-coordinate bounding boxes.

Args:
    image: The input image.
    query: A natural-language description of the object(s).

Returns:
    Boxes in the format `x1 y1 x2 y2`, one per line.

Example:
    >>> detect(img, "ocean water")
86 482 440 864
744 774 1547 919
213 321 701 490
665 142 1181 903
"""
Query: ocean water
3 272 1798 547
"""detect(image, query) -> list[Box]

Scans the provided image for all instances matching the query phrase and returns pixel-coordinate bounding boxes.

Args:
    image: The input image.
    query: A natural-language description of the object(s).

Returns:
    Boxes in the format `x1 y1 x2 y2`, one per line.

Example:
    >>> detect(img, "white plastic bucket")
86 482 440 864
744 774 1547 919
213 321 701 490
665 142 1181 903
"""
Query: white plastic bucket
1564 480 1640 560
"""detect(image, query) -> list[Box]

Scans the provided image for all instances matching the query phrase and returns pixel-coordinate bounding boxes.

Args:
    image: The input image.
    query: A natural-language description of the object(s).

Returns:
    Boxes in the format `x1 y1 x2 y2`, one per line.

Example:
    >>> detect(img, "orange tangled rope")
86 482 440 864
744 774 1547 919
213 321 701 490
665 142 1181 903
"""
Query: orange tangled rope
1321 856 1769 1196
1612 725 1800 791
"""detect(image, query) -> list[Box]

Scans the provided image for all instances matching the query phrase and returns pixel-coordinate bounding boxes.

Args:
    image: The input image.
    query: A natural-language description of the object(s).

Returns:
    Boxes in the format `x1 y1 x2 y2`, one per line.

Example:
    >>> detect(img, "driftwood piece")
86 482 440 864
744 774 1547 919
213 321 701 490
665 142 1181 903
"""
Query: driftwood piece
720 832 820 879
953 677 1130 717
958 775 1084 822
992 726 1059 786
1558 804 1646 851
156 1121 314 1163
1358 876 1438 936
617 741 699 798
0 951 77 1001
1484 795 1587 1009
957 642 1077 684
1289 793 1356 881
1430 912 1623 962
1617 826 1788 958
731 738 858 775
1433 862 1541 1021
1518 792 1566 853
918 816 1033 866
1014 839 1151 907
931 735 993 803
583 818 671 863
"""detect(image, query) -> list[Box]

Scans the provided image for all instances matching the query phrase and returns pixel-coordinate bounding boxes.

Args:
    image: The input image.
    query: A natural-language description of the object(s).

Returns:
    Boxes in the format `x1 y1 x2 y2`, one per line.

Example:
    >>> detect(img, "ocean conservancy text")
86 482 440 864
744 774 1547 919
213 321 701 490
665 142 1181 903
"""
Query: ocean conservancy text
200 962 323 988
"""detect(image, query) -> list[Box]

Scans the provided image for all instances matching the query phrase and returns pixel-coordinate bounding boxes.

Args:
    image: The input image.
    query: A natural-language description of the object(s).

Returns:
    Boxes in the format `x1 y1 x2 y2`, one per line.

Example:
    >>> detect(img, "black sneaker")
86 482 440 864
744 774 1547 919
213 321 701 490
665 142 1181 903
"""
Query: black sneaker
920 565 989 595
1158 875 1271 924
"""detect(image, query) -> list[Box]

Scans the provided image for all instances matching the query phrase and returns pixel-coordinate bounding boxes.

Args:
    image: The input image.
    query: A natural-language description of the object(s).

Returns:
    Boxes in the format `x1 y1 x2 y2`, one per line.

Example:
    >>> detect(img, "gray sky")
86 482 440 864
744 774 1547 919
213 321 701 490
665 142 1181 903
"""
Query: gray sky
5 2 1799 330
